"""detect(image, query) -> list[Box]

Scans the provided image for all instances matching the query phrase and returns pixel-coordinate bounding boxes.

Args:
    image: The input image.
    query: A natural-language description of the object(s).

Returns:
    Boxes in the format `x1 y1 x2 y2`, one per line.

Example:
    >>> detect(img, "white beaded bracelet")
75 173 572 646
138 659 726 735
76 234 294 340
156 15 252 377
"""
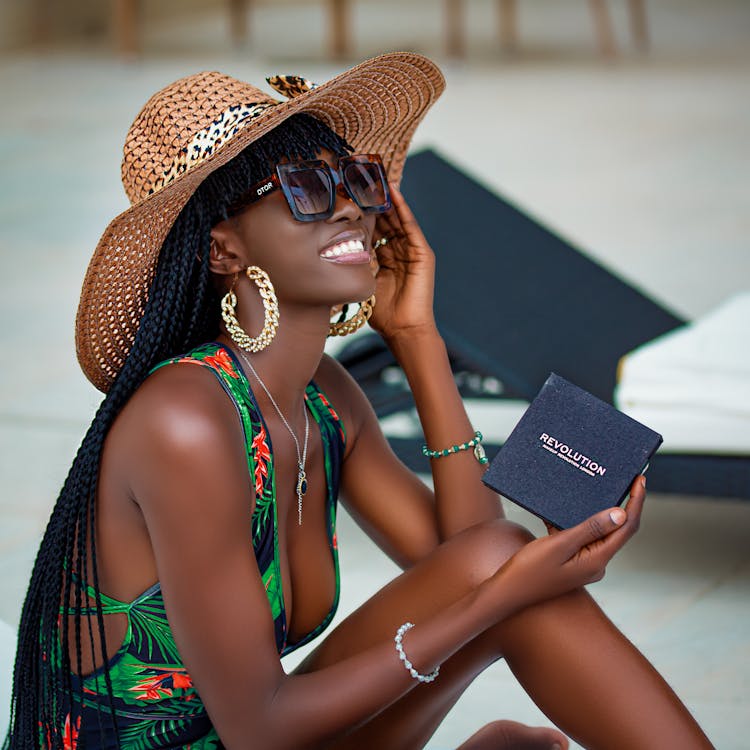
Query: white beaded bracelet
394 622 440 684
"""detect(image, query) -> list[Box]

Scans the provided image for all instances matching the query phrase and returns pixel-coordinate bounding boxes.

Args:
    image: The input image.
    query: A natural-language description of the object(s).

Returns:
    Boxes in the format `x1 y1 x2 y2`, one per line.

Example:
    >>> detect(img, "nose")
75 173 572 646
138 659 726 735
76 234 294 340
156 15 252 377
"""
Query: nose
327 181 363 223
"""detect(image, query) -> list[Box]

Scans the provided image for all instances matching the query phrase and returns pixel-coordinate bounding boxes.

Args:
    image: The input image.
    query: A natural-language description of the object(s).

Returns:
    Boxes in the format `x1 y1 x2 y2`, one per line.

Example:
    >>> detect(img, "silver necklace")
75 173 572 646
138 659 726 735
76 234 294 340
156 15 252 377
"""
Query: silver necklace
238 350 310 525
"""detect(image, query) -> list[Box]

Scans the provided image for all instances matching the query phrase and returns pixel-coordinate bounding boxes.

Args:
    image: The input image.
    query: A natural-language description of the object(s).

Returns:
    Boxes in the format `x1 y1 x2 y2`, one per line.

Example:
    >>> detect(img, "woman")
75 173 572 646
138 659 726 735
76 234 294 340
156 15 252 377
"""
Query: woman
4 53 712 750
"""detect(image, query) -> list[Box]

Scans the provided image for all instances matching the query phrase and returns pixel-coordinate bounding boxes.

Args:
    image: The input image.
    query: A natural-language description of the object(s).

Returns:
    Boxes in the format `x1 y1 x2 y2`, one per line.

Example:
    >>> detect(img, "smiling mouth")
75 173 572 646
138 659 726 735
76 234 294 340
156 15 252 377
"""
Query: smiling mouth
320 239 367 259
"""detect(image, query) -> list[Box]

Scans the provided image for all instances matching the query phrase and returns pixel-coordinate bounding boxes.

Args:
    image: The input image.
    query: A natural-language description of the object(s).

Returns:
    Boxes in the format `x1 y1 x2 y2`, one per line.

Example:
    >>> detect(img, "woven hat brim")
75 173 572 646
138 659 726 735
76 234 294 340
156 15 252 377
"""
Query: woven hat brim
75 52 445 392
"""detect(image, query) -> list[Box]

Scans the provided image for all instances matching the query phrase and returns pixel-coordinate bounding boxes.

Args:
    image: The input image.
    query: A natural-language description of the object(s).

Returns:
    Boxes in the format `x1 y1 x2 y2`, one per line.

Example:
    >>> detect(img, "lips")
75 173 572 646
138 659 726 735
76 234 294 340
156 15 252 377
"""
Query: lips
320 236 371 264
321 239 364 258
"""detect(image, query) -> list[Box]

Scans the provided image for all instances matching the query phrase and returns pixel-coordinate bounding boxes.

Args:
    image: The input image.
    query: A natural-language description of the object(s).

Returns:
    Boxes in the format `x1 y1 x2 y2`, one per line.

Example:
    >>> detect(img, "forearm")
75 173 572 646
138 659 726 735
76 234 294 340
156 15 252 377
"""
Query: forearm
259 578 507 750
386 326 503 538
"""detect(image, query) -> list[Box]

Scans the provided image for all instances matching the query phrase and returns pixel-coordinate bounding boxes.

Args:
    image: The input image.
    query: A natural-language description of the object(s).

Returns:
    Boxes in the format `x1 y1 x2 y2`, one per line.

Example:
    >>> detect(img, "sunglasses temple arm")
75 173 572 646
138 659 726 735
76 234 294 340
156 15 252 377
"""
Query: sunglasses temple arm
227 173 282 214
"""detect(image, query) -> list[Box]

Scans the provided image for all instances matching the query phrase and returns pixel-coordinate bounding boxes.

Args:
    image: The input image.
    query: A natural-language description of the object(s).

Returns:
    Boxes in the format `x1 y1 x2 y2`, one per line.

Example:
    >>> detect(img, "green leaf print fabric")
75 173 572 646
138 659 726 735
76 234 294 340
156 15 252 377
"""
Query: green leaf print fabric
56 343 345 749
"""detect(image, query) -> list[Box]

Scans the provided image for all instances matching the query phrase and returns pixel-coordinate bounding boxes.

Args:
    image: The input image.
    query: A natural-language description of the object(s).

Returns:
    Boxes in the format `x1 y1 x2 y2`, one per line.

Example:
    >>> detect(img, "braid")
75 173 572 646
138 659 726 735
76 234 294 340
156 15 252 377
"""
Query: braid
4 113 352 749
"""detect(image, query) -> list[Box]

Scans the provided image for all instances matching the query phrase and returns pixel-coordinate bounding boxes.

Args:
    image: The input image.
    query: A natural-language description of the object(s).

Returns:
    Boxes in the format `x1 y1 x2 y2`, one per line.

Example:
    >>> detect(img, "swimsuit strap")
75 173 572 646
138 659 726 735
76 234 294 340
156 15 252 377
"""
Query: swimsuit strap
60 573 132 616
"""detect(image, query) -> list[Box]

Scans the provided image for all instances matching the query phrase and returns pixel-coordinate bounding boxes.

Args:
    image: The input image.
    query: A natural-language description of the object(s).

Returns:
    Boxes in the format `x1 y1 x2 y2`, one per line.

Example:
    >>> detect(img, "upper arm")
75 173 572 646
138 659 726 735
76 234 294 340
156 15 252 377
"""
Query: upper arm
314 355 439 568
121 364 284 748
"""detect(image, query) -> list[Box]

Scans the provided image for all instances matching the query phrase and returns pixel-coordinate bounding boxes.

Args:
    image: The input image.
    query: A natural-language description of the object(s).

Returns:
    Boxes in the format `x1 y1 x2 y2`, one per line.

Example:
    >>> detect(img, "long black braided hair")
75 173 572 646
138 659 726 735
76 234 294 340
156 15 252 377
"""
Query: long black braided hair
4 112 353 750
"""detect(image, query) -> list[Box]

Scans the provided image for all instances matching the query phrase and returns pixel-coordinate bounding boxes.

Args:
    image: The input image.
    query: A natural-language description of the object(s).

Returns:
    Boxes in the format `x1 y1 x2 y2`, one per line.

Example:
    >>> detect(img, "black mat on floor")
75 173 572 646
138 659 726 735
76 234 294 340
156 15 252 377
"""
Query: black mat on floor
337 149 749 499
402 149 685 402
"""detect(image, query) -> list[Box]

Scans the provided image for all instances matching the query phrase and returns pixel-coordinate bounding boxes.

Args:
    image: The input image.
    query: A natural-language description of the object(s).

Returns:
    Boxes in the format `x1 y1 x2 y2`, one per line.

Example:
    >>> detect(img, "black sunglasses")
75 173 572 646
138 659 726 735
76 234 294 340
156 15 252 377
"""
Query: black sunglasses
228 153 391 222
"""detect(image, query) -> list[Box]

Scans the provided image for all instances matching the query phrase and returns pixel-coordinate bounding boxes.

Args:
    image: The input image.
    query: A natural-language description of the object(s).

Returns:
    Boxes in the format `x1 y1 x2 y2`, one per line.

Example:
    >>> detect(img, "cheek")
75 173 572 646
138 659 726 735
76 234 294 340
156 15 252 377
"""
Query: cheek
235 201 306 264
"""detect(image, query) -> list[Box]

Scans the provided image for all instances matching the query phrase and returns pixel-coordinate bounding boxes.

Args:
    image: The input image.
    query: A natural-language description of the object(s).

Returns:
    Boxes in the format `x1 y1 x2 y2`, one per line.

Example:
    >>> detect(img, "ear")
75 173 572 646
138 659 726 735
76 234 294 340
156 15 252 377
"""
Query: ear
209 221 247 277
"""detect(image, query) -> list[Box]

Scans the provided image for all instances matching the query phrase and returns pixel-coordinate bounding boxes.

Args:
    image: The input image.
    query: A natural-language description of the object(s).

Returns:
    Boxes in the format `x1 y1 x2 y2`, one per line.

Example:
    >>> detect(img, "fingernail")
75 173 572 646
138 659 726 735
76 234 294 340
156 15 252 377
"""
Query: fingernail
610 508 626 525
640 475 647 489
551 744 562 750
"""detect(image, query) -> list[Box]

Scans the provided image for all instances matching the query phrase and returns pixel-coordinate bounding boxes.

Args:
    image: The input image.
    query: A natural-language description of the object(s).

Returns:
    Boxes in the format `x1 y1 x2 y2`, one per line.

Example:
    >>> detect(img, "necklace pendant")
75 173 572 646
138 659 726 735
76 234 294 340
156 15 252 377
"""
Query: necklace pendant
296 466 308 497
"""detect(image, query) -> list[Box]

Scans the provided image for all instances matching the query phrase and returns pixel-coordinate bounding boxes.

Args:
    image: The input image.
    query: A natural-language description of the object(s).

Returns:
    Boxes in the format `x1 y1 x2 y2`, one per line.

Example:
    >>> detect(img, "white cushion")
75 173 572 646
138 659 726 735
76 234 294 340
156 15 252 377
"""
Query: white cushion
616 293 750 454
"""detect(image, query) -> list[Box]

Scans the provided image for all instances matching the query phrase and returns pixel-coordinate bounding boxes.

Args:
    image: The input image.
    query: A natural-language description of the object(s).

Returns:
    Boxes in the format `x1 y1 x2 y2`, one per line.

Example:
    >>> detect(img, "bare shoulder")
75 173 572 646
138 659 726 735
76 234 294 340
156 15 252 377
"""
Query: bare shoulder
314 353 373 421
124 360 239 443
313 351 358 393
108 359 247 503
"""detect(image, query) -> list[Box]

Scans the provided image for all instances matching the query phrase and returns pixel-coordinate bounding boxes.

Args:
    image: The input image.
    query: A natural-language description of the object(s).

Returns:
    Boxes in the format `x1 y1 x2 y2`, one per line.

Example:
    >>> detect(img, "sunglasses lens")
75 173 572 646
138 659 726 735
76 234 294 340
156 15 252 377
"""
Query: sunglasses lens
284 167 333 217
343 160 389 210
277 156 389 221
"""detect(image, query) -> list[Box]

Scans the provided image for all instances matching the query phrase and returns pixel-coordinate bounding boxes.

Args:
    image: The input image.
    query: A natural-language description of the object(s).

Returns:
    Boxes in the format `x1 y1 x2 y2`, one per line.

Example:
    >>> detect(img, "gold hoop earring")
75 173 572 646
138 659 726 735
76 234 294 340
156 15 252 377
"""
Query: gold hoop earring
328 295 375 337
221 266 280 351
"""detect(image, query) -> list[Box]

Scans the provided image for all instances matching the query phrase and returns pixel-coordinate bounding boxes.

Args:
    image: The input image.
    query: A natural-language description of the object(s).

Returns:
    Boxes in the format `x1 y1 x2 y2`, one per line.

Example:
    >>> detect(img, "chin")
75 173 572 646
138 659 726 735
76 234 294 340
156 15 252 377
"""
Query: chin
335 279 377 305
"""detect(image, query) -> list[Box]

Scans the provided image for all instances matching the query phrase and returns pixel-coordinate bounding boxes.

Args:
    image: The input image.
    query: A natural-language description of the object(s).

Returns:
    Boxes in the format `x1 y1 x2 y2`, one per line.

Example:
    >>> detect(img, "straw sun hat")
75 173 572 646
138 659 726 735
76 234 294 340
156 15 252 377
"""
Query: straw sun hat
75 52 445 393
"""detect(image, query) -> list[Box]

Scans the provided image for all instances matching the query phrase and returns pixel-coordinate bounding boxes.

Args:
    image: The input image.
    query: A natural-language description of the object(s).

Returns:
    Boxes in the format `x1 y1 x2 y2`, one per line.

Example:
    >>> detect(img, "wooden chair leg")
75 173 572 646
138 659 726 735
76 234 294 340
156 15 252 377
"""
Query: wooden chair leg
445 0 465 58
115 0 139 59
228 0 249 47
628 0 649 51
498 0 518 51
31 0 52 45
588 0 617 57
329 0 350 59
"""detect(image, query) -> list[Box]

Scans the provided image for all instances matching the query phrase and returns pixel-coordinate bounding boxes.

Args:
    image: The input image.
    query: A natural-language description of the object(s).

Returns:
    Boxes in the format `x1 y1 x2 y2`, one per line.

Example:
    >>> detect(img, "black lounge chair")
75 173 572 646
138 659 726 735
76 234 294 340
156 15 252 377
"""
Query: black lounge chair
336 149 750 499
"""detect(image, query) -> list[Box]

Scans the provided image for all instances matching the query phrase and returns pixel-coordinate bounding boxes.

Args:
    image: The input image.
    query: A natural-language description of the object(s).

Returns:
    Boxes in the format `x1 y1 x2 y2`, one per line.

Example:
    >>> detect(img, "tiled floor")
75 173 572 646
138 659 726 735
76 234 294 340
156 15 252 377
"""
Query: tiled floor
1 0 748 747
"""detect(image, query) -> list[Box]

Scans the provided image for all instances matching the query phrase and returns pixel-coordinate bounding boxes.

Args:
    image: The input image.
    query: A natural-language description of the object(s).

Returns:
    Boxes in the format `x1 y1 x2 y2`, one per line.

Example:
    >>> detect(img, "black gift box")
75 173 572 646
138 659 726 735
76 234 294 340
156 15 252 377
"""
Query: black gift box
482 373 662 529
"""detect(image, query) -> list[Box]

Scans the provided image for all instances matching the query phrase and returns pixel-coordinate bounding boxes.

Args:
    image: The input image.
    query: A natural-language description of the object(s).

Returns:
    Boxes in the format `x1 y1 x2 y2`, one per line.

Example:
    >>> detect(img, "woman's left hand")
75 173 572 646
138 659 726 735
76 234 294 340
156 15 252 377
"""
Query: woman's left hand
368 183 437 342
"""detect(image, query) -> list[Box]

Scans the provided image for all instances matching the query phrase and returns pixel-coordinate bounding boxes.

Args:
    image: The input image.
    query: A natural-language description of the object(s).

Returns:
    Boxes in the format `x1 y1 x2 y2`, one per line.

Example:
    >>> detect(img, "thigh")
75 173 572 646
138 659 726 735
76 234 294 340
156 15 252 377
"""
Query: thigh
294 519 534 750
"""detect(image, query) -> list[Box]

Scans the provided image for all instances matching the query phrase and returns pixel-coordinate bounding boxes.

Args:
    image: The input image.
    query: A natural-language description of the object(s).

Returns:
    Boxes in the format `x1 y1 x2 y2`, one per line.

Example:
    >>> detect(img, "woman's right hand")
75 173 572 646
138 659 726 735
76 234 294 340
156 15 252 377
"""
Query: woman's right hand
493 477 646 612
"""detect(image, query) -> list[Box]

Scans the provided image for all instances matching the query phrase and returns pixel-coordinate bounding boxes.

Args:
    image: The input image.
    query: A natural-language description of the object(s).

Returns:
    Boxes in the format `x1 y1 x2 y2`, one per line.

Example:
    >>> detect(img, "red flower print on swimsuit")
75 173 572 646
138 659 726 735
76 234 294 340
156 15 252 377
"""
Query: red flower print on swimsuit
203 348 239 378
44 714 81 750
42 713 80 750
171 671 193 689
130 668 194 701
316 391 345 441
317 392 339 421
63 713 80 750
131 673 172 701
252 424 270 497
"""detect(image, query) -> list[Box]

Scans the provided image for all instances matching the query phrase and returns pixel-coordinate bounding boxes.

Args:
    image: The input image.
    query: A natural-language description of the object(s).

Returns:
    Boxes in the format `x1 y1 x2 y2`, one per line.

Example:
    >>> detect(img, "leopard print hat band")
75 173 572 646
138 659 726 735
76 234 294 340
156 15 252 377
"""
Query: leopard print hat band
123 75 318 204
75 53 445 392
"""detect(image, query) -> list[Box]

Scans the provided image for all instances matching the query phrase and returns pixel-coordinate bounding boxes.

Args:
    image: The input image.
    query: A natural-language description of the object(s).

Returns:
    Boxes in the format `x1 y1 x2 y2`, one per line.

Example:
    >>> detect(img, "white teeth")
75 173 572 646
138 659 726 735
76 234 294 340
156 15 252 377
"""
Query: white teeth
321 239 365 258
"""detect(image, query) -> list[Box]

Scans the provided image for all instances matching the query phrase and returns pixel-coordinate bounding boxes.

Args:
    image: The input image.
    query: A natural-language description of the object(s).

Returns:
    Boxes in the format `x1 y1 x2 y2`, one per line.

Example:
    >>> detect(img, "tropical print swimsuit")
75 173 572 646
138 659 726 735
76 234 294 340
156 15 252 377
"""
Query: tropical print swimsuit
57 343 345 749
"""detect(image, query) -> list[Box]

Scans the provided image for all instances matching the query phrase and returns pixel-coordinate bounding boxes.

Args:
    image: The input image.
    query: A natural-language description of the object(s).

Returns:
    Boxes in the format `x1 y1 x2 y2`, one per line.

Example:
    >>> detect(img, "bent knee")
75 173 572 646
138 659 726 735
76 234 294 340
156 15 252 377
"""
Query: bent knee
449 519 535 587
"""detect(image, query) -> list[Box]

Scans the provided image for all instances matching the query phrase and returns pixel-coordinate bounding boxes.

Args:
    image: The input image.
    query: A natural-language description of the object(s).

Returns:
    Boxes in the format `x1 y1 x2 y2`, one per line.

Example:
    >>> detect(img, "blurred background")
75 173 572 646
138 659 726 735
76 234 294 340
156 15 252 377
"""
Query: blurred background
1 1 748 748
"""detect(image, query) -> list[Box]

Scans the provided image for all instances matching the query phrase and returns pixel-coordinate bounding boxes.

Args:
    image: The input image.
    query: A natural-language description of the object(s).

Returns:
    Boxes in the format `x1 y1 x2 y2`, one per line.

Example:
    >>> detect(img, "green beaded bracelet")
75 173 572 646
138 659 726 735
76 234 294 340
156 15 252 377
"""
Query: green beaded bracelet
422 430 489 465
